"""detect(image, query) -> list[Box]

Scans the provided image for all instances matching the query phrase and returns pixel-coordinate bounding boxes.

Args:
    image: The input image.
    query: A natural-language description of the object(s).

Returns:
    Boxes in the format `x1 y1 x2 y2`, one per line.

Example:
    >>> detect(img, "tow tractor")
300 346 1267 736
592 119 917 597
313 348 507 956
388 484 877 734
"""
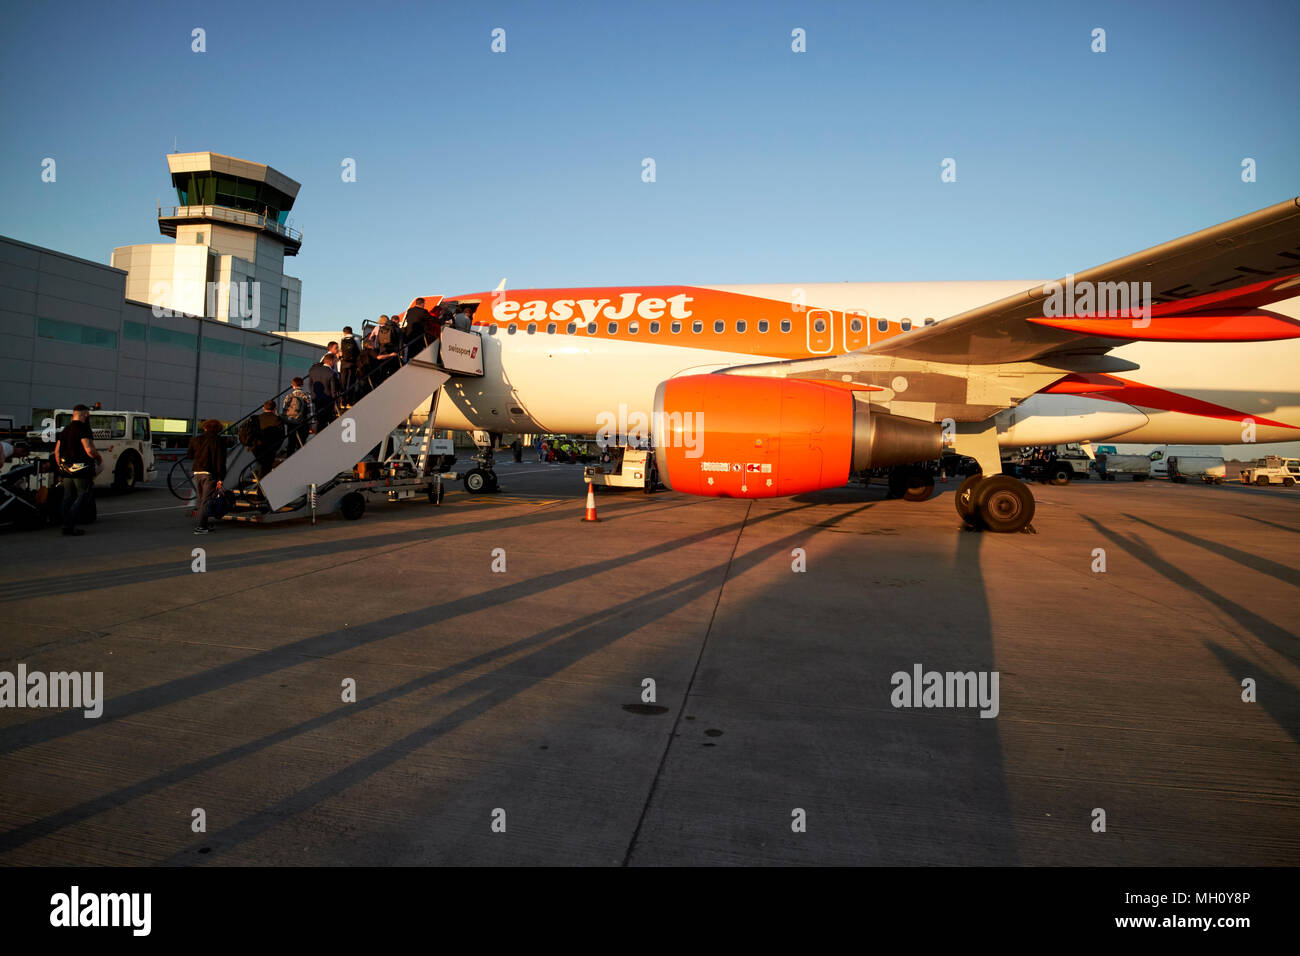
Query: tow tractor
584 445 660 493
1239 456 1300 487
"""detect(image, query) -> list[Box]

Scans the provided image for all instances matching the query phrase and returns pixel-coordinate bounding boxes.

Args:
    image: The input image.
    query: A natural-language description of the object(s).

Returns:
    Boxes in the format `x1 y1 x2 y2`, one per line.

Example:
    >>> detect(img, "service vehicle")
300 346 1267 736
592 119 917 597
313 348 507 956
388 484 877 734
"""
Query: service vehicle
584 445 660 492
1166 455 1227 484
1095 453 1154 480
1147 445 1224 481
1003 443 1093 485
25 408 156 492
1239 456 1300 487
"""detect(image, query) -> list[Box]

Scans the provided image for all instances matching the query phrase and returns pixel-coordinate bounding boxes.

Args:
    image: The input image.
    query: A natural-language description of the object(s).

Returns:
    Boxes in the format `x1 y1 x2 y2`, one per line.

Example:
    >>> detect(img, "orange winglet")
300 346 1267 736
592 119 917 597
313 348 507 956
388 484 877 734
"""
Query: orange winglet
1026 310 1300 342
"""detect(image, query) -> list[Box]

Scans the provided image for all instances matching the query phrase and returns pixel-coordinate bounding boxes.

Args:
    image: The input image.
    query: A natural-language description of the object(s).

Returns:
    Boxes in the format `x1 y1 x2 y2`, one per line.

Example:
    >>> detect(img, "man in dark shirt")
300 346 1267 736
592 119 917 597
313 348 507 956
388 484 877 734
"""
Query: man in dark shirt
53 404 101 536
402 298 436 361
251 401 286 479
307 354 341 433
338 326 360 398
187 418 227 534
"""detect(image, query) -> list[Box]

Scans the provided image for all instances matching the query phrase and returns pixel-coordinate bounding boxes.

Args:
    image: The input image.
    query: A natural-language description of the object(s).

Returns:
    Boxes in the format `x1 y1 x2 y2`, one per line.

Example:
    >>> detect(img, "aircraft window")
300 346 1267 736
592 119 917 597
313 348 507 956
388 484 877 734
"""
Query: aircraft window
780 319 791 333
527 323 537 334
628 321 639 334
758 320 769 333
736 320 747 333
877 318 888 332
587 322 597 334
546 323 557 334
607 322 617 335
489 324 498 335
901 318 912 332
650 321 660 334
671 321 681 333
692 320 703 333
507 324 518 335
849 317 863 332
567 322 577 334
813 317 826 333
924 317 936 326
713 320 724 333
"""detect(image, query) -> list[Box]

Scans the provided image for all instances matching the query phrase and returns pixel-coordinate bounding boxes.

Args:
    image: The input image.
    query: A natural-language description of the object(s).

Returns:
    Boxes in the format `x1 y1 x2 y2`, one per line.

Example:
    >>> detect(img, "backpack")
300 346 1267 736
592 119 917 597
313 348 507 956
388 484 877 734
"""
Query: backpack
340 336 359 362
238 415 261 449
283 390 305 422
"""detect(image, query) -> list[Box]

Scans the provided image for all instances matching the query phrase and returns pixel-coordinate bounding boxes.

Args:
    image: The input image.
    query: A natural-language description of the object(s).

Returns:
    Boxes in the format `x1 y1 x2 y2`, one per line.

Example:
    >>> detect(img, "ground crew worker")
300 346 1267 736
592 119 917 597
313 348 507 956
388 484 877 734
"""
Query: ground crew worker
53 404 101 536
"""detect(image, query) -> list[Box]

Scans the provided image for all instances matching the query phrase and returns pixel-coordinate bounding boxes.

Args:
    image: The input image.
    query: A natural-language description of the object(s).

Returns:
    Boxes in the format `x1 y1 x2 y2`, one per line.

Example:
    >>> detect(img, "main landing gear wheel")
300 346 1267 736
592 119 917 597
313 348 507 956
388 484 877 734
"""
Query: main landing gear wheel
887 466 935 501
955 473 983 526
974 475 1035 533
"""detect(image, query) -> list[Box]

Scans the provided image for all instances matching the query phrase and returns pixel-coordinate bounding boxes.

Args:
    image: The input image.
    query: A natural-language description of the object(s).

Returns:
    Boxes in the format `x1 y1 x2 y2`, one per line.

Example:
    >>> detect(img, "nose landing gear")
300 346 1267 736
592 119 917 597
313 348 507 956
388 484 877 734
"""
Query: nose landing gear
462 445 501 494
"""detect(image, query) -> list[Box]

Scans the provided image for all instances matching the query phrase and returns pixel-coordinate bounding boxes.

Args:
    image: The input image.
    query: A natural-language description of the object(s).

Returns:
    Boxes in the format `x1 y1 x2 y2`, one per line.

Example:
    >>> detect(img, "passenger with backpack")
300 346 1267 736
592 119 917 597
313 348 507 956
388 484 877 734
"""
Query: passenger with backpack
373 315 401 383
281 377 311 448
246 400 286 480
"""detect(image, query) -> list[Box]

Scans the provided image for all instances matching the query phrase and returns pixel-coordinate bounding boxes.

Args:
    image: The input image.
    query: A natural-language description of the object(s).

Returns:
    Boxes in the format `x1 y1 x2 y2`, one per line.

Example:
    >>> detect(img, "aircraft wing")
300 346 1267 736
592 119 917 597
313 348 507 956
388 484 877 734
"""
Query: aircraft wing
722 197 1300 421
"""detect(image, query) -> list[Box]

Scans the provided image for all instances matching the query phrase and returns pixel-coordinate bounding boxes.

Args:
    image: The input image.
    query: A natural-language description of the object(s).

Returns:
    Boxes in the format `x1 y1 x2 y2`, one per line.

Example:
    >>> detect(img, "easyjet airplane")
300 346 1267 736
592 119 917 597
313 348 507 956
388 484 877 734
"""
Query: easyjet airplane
418 196 1300 533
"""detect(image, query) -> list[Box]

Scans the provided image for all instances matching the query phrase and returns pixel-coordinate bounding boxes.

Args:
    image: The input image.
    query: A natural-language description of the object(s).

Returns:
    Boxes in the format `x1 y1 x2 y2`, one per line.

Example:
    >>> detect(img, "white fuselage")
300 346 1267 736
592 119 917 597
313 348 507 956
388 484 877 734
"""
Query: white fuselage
431 281 1300 449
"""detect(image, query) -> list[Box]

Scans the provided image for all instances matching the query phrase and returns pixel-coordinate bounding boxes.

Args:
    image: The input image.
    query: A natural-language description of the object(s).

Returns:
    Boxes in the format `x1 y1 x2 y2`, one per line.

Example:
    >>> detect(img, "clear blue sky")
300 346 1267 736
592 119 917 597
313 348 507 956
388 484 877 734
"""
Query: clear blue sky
2 0 1296 331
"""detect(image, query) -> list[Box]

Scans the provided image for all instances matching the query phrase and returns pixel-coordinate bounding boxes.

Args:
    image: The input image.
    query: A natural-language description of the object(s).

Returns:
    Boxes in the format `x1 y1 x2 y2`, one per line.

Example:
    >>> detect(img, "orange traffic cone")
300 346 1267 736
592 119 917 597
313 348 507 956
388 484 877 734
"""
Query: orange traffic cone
582 480 601 522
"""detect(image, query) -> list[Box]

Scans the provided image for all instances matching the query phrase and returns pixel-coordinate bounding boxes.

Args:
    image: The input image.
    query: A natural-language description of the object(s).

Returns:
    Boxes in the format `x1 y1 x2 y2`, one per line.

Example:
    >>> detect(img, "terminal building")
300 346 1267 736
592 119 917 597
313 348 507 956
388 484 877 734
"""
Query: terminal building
0 151 324 436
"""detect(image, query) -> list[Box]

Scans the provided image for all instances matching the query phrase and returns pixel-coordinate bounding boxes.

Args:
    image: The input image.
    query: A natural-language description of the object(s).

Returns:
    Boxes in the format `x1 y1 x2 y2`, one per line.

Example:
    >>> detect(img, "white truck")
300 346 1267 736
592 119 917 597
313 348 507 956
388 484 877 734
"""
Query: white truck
1239 456 1299 487
1165 455 1227 484
27 409 157 492
1096 453 1155 481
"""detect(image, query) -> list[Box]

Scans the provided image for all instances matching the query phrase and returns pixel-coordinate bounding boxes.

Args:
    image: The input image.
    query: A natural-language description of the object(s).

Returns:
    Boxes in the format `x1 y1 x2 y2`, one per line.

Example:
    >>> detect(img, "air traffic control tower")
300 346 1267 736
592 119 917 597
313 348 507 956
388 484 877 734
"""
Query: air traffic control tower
112 151 303 332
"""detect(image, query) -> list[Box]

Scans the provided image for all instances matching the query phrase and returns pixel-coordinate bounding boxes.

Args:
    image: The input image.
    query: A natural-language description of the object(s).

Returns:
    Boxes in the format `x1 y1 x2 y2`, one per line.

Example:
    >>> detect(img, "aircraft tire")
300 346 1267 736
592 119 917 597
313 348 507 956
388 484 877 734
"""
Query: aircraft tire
901 467 935 502
975 476 1035 534
955 474 983 527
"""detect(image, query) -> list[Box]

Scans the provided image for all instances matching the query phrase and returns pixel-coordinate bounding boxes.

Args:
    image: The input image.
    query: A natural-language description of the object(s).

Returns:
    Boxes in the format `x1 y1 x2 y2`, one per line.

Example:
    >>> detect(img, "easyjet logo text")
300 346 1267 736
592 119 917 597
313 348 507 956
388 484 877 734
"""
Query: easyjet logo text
494 292 694 324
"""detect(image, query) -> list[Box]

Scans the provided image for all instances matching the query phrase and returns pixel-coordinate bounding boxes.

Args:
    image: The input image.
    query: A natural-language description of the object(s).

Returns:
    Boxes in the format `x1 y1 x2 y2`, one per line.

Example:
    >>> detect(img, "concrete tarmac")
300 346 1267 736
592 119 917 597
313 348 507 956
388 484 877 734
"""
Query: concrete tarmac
0 463 1296 865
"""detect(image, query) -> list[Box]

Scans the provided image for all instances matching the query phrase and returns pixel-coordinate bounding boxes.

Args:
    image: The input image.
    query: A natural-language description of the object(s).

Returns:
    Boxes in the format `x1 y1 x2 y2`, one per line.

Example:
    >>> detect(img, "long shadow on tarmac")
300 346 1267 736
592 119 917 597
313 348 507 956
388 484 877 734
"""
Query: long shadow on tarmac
1 495 1016 865
0 496 701 605
0 500 820 759
1124 514 1300 588
0 500 825 855
1080 515 1299 745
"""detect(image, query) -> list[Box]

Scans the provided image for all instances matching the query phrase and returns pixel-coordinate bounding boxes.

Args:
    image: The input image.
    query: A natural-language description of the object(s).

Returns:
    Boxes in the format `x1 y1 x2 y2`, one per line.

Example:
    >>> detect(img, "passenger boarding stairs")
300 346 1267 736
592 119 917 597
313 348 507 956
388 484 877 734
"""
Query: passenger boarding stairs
221 333 481 517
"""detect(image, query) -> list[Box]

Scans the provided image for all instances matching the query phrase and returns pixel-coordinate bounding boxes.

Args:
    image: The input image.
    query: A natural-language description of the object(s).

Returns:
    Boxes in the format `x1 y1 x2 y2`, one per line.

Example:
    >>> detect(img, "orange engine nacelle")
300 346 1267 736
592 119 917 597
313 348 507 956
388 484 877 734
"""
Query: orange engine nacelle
651 374 941 498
